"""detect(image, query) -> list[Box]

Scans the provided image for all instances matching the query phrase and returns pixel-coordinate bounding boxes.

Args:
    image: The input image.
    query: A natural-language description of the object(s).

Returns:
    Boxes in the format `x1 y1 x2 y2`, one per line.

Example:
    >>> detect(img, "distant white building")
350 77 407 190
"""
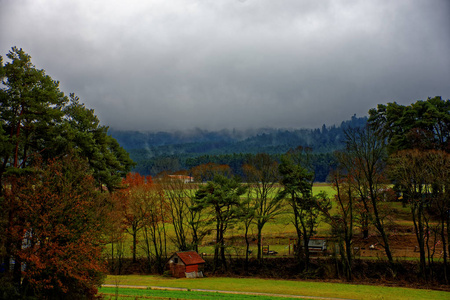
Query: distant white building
168 175 194 183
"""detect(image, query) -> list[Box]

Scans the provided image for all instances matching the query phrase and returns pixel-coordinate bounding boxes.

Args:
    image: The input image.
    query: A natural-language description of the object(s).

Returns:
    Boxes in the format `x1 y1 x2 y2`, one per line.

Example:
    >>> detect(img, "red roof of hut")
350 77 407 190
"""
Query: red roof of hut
176 251 205 265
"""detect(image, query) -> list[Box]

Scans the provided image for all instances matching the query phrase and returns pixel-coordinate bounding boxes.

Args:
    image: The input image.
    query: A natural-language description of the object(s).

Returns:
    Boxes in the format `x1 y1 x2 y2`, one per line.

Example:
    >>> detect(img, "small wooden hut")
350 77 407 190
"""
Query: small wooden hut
166 251 205 278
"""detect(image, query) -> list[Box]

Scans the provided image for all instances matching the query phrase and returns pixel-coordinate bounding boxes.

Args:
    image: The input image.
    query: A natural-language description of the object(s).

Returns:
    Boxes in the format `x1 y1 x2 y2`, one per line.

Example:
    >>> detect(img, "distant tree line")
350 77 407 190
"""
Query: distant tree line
113 115 367 181
128 152 337 182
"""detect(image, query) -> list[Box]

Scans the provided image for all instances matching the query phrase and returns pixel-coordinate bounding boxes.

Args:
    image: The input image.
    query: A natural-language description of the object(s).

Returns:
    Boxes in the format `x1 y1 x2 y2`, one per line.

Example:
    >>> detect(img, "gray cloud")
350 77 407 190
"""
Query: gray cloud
1 0 449 131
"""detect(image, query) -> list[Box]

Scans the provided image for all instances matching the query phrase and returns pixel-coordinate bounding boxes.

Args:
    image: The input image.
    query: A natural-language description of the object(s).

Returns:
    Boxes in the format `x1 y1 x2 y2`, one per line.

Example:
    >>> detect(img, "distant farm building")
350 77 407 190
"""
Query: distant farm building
307 239 327 253
290 238 328 255
166 251 205 278
168 175 194 183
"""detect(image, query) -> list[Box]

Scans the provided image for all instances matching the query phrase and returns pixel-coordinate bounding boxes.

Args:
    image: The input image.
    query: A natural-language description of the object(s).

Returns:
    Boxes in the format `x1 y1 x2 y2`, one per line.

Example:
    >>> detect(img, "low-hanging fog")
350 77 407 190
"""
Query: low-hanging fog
1 0 449 131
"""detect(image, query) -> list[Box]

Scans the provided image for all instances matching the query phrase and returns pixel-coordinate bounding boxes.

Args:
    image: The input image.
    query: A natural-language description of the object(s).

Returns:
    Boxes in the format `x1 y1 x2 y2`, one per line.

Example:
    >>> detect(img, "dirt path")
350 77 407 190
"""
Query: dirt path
101 284 355 300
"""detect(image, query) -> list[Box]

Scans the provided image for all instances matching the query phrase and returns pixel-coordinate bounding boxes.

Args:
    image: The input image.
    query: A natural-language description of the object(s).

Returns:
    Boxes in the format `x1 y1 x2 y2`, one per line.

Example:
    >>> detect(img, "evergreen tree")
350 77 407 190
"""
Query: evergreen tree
0 47 134 297
193 175 247 272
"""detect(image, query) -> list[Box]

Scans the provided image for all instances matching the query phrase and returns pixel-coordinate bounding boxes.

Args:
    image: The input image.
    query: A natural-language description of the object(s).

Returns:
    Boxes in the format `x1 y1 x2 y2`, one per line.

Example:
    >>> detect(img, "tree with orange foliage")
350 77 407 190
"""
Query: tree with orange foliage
104 197 127 275
1 155 110 299
115 173 170 273
158 172 210 253
117 173 153 263
159 173 192 252
140 182 169 273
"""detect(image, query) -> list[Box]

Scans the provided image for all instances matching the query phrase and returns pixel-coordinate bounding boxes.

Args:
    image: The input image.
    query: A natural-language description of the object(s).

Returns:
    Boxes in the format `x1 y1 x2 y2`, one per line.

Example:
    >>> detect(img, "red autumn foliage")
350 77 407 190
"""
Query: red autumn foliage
122 172 153 188
115 173 154 262
3 156 110 299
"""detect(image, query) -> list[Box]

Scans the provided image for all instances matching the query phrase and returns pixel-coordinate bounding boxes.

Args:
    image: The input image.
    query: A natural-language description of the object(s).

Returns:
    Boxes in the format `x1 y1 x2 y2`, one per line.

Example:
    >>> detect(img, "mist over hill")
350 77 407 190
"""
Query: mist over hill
108 115 367 181
109 115 367 152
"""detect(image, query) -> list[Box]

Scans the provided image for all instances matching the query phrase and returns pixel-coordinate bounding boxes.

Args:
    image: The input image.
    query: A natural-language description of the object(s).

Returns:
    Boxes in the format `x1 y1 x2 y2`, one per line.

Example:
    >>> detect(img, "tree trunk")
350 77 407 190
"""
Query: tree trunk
213 221 220 272
447 209 450 282
219 226 227 271
441 218 448 284
132 230 137 263
192 230 199 253
345 186 354 280
244 226 250 273
370 192 393 263
412 204 427 278
257 224 263 261
344 237 353 280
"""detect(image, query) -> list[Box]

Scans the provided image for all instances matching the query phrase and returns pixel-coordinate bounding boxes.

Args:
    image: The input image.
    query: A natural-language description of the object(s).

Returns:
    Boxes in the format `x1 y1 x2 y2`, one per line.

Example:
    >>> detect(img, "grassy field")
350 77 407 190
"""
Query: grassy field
312 182 336 196
100 286 301 299
102 275 450 300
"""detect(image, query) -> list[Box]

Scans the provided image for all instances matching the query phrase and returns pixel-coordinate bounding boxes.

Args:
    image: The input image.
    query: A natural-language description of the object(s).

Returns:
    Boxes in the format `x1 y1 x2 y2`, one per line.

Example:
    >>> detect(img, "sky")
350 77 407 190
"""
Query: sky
1 0 450 132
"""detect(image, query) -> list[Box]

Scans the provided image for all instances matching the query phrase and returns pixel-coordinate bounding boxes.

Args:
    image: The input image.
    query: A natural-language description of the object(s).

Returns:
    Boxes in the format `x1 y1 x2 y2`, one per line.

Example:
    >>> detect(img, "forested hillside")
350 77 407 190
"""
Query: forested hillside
109 115 367 181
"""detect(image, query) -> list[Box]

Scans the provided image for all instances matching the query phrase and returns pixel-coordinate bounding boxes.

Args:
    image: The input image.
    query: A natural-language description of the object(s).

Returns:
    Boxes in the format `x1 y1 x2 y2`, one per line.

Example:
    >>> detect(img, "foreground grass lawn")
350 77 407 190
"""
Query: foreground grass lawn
100 286 302 299
104 275 449 300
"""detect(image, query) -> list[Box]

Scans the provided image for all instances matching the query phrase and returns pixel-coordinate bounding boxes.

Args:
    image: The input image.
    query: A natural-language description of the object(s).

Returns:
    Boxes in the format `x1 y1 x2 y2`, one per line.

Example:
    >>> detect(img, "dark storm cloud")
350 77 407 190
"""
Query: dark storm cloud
1 0 449 131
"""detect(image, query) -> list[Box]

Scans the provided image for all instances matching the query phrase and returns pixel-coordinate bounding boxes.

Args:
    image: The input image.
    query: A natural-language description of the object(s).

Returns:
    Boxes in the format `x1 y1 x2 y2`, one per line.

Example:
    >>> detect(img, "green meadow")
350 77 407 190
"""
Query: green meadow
102 275 449 300
100 286 300 300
